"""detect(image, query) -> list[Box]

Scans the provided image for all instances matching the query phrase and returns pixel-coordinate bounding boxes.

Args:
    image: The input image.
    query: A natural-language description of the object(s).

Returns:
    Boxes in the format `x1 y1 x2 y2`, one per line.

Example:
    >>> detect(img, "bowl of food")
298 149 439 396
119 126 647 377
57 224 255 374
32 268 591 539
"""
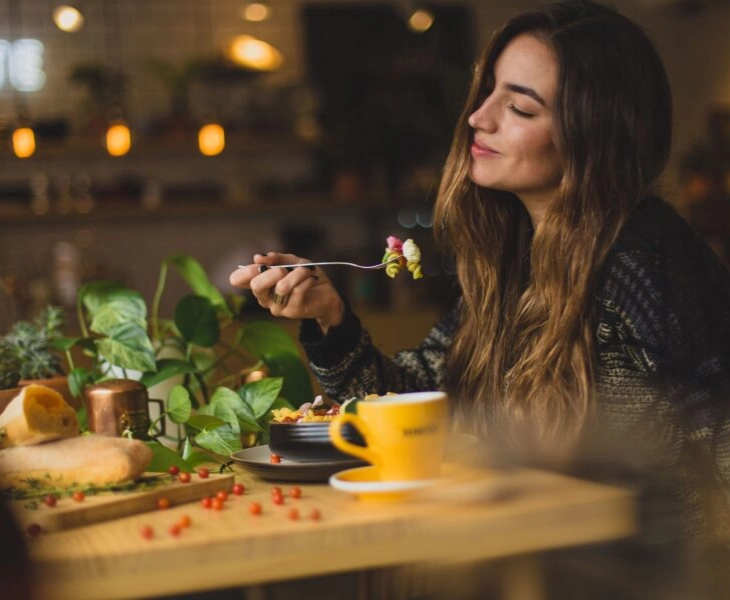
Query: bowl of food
268 396 365 463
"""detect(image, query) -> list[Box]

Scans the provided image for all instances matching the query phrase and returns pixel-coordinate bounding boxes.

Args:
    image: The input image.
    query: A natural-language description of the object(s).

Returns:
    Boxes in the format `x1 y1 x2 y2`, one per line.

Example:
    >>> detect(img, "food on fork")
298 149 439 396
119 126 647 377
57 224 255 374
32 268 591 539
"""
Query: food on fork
382 236 423 279
271 395 343 423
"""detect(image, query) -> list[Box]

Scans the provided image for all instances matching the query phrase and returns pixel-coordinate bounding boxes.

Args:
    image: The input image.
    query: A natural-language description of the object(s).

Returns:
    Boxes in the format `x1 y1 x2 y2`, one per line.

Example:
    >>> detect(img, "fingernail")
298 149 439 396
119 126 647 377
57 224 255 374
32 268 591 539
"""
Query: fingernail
258 265 269 273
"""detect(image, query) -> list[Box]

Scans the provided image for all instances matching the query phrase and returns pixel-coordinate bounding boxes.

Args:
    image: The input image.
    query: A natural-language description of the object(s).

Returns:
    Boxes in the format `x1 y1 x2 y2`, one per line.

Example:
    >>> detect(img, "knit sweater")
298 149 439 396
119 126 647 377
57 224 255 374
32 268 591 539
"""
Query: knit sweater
300 197 730 540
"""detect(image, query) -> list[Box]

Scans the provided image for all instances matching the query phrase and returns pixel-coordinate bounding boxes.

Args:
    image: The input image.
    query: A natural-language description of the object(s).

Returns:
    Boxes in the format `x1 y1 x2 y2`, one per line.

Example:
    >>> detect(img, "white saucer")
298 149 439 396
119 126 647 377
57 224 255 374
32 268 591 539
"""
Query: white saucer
329 464 453 502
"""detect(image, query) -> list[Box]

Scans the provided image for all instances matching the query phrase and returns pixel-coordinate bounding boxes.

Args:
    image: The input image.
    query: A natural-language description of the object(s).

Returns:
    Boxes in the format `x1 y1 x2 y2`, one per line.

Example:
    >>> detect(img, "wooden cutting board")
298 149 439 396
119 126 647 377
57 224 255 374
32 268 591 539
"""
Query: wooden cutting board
10 472 235 533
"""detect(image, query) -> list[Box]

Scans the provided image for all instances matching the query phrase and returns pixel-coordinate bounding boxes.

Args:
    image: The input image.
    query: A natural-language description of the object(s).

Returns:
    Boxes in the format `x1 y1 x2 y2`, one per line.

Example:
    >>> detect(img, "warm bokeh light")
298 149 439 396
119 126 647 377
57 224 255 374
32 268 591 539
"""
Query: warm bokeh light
241 2 272 22
106 122 131 157
52 6 85 33
12 127 36 158
228 35 283 71
198 123 225 156
408 9 434 33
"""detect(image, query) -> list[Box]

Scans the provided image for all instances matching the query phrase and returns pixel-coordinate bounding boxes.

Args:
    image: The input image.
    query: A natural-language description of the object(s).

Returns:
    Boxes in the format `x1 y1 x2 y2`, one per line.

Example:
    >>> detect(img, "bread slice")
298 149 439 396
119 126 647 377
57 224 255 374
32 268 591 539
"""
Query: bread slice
0 434 153 490
0 384 79 448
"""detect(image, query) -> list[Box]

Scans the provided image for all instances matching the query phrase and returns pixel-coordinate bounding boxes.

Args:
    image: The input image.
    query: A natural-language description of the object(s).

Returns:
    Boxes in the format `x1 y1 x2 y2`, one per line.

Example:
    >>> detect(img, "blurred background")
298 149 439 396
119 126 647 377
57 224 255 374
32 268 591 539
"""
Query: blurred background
1 0 729 346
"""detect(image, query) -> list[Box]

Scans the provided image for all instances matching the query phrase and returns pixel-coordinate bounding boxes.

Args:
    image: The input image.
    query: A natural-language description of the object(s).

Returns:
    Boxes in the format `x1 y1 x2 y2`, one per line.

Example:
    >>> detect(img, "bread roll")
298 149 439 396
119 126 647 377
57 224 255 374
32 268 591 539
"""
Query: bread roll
0 434 153 490
0 384 79 448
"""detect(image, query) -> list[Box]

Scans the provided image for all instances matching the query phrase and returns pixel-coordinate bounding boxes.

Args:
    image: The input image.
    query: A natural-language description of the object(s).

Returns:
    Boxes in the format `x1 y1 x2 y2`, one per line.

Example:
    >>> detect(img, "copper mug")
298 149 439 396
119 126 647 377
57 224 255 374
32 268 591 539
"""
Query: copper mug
84 379 165 440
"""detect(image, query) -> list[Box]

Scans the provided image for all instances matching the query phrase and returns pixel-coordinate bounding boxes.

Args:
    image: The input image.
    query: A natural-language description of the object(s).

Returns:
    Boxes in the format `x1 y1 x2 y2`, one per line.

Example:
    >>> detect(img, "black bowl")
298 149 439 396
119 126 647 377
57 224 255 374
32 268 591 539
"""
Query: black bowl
268 421 366 463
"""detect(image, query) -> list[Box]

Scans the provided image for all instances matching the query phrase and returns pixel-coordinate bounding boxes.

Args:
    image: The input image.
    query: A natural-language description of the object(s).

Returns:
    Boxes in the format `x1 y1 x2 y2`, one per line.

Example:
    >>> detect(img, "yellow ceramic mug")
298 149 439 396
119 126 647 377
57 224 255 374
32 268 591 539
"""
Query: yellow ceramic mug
329 391 448 481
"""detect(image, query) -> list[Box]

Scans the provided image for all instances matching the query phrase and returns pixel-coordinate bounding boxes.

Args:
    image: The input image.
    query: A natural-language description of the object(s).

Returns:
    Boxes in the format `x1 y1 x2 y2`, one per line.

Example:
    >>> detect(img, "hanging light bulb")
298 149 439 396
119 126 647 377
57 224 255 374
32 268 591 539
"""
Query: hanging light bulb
227 35 283 71
407 8 434 33
241 2 272 22
198 122 225 156
105 121 131 157
12 126 36 158
53 5 85 32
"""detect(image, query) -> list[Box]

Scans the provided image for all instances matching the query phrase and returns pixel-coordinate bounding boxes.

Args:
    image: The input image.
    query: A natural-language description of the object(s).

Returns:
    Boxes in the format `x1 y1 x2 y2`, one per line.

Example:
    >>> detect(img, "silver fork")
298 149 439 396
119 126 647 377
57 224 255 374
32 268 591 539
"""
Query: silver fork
238 257 401 271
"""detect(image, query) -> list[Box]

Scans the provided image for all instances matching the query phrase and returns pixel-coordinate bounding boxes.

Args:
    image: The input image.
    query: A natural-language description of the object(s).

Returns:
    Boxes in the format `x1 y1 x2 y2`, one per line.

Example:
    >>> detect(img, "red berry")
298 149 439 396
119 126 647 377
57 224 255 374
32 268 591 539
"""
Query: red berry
270 453 281 464
197 467 210 479
216 490 228 502
289 486 302 499
157 497 171 510
44 494 58 508
310 508 322 521
178 515 192 528
232 483 245 496
168 465 180 476
271 486 281 495
140 525 154 540
26 524 42 537
169 524 181 537
249 501 262 515
288 507 300 520
178 472 191 483
201 496 213 509
72 490 85 502
272 493 284 505
212 498 225 511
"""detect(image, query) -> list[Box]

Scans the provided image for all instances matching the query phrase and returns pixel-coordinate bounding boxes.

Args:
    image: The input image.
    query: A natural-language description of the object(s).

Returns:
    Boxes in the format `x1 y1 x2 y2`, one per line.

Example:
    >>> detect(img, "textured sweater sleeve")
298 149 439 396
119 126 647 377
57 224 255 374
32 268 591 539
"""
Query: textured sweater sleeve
298 303 458 402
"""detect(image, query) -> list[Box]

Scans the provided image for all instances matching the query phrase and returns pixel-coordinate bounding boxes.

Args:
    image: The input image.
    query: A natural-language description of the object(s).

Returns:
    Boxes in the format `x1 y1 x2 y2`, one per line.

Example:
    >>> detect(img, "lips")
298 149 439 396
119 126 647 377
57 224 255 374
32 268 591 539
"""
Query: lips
470 138 499 157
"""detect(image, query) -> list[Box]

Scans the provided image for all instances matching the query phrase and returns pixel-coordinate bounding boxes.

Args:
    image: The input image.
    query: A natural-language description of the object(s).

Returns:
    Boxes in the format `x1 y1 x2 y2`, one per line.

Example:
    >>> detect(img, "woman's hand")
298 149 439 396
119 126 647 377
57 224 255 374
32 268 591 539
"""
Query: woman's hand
229 252 345 334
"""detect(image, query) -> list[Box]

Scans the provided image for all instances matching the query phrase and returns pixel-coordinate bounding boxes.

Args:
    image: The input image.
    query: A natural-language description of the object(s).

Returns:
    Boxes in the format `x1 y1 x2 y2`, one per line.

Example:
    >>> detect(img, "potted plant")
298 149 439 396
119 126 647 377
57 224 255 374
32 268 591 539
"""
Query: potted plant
61 253 313 472
0 306 74 412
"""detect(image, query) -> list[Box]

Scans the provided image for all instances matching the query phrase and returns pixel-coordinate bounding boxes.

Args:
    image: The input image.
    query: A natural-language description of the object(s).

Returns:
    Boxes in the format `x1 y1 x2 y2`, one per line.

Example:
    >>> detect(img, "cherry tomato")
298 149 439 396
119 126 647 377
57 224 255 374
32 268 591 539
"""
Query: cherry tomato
249 501 262 515
140 525 154 540
26 523 42 537
157 497 171 510
271 486 282 495
72 490 85 502
178 472 191 484
270 453 282 464
44 494 58 508
178 514 192 528
212 498 225 511
168 465 180 476
216 490 228 502
310 508 322 522
232 483 245 496
289 486 302 499
288 507 300 521
197 467 210 479
169 524 181 537
272 493 284 505
201 496 213 509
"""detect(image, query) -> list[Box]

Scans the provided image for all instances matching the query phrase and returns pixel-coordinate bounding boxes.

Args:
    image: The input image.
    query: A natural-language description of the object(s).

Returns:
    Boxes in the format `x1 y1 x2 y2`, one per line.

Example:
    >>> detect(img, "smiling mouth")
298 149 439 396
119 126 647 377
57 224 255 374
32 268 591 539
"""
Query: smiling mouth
470 139 499 156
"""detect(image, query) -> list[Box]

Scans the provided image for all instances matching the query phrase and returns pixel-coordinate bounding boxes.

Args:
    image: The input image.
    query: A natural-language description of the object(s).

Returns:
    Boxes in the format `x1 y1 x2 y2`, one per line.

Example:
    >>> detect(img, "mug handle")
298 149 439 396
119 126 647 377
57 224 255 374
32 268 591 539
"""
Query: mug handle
329 414 379 466
148 399 166 437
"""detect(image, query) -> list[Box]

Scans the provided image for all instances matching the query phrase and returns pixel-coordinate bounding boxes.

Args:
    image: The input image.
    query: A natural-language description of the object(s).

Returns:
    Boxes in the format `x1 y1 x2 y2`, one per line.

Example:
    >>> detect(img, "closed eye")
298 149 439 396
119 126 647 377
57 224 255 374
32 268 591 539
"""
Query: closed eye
508 103 535 119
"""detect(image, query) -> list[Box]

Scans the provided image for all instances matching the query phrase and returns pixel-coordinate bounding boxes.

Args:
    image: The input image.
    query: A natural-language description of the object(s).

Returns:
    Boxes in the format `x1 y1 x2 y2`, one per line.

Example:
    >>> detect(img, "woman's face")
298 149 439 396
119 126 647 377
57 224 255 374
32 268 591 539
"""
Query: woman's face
468 34 562 225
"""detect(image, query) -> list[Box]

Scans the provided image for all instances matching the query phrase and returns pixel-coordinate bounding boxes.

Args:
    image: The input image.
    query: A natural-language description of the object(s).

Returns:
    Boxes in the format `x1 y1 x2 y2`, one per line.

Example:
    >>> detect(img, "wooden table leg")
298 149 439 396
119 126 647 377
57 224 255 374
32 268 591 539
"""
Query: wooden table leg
500 556 545 600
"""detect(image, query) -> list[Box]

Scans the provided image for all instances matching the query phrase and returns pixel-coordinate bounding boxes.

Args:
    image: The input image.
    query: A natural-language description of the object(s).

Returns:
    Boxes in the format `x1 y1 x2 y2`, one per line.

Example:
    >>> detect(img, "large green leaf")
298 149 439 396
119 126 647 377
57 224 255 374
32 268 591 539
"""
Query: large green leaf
238 377 283 419
95 322 156 372
89 294 148 335
239 321 301 357
263 352 313 408
166 385 192 424
140 358 196 389
165 254 232 317
174 295 220 347
195 423 242 456
210 386 262 433
145 441 192 473
78 280 129 315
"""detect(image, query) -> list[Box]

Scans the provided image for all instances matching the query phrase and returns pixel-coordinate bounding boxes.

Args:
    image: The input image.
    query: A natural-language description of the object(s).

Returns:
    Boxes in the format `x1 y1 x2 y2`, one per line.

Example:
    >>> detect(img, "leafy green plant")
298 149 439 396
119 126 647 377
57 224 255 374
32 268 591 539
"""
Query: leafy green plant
61 253 313 471
0 306 65 390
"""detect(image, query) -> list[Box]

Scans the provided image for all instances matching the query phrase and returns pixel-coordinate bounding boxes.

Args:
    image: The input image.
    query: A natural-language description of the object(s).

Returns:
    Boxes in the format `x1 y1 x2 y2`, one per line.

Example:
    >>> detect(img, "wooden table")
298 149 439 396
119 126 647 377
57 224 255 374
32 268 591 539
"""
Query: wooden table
24 465 635 600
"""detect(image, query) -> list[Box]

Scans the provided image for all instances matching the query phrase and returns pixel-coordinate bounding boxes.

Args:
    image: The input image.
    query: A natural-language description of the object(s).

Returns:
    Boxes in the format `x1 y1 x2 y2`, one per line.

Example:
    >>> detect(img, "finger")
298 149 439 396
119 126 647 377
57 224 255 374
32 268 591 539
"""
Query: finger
229 264 264 289
270 266 319 296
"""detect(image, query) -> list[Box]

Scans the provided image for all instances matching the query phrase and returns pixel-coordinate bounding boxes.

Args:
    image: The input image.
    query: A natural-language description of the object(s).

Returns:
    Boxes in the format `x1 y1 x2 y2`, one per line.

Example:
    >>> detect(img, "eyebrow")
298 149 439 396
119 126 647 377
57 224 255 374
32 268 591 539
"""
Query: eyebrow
503 83 547 107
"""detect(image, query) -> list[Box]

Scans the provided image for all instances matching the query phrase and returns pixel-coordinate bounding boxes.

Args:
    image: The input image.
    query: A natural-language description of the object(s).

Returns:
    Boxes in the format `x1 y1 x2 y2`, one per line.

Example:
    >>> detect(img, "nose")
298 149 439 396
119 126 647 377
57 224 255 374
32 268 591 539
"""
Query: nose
468 96 497 132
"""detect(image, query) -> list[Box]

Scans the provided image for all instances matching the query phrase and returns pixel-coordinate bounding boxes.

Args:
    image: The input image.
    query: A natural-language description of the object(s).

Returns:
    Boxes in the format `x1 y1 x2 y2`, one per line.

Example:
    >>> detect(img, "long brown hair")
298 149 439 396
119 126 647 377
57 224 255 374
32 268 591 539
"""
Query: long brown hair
435 0 672 453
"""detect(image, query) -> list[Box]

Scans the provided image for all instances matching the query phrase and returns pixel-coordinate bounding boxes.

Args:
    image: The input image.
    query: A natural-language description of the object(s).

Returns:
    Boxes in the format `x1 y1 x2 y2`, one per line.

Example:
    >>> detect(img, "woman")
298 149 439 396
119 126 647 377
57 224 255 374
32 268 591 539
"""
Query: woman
231 0 730 546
